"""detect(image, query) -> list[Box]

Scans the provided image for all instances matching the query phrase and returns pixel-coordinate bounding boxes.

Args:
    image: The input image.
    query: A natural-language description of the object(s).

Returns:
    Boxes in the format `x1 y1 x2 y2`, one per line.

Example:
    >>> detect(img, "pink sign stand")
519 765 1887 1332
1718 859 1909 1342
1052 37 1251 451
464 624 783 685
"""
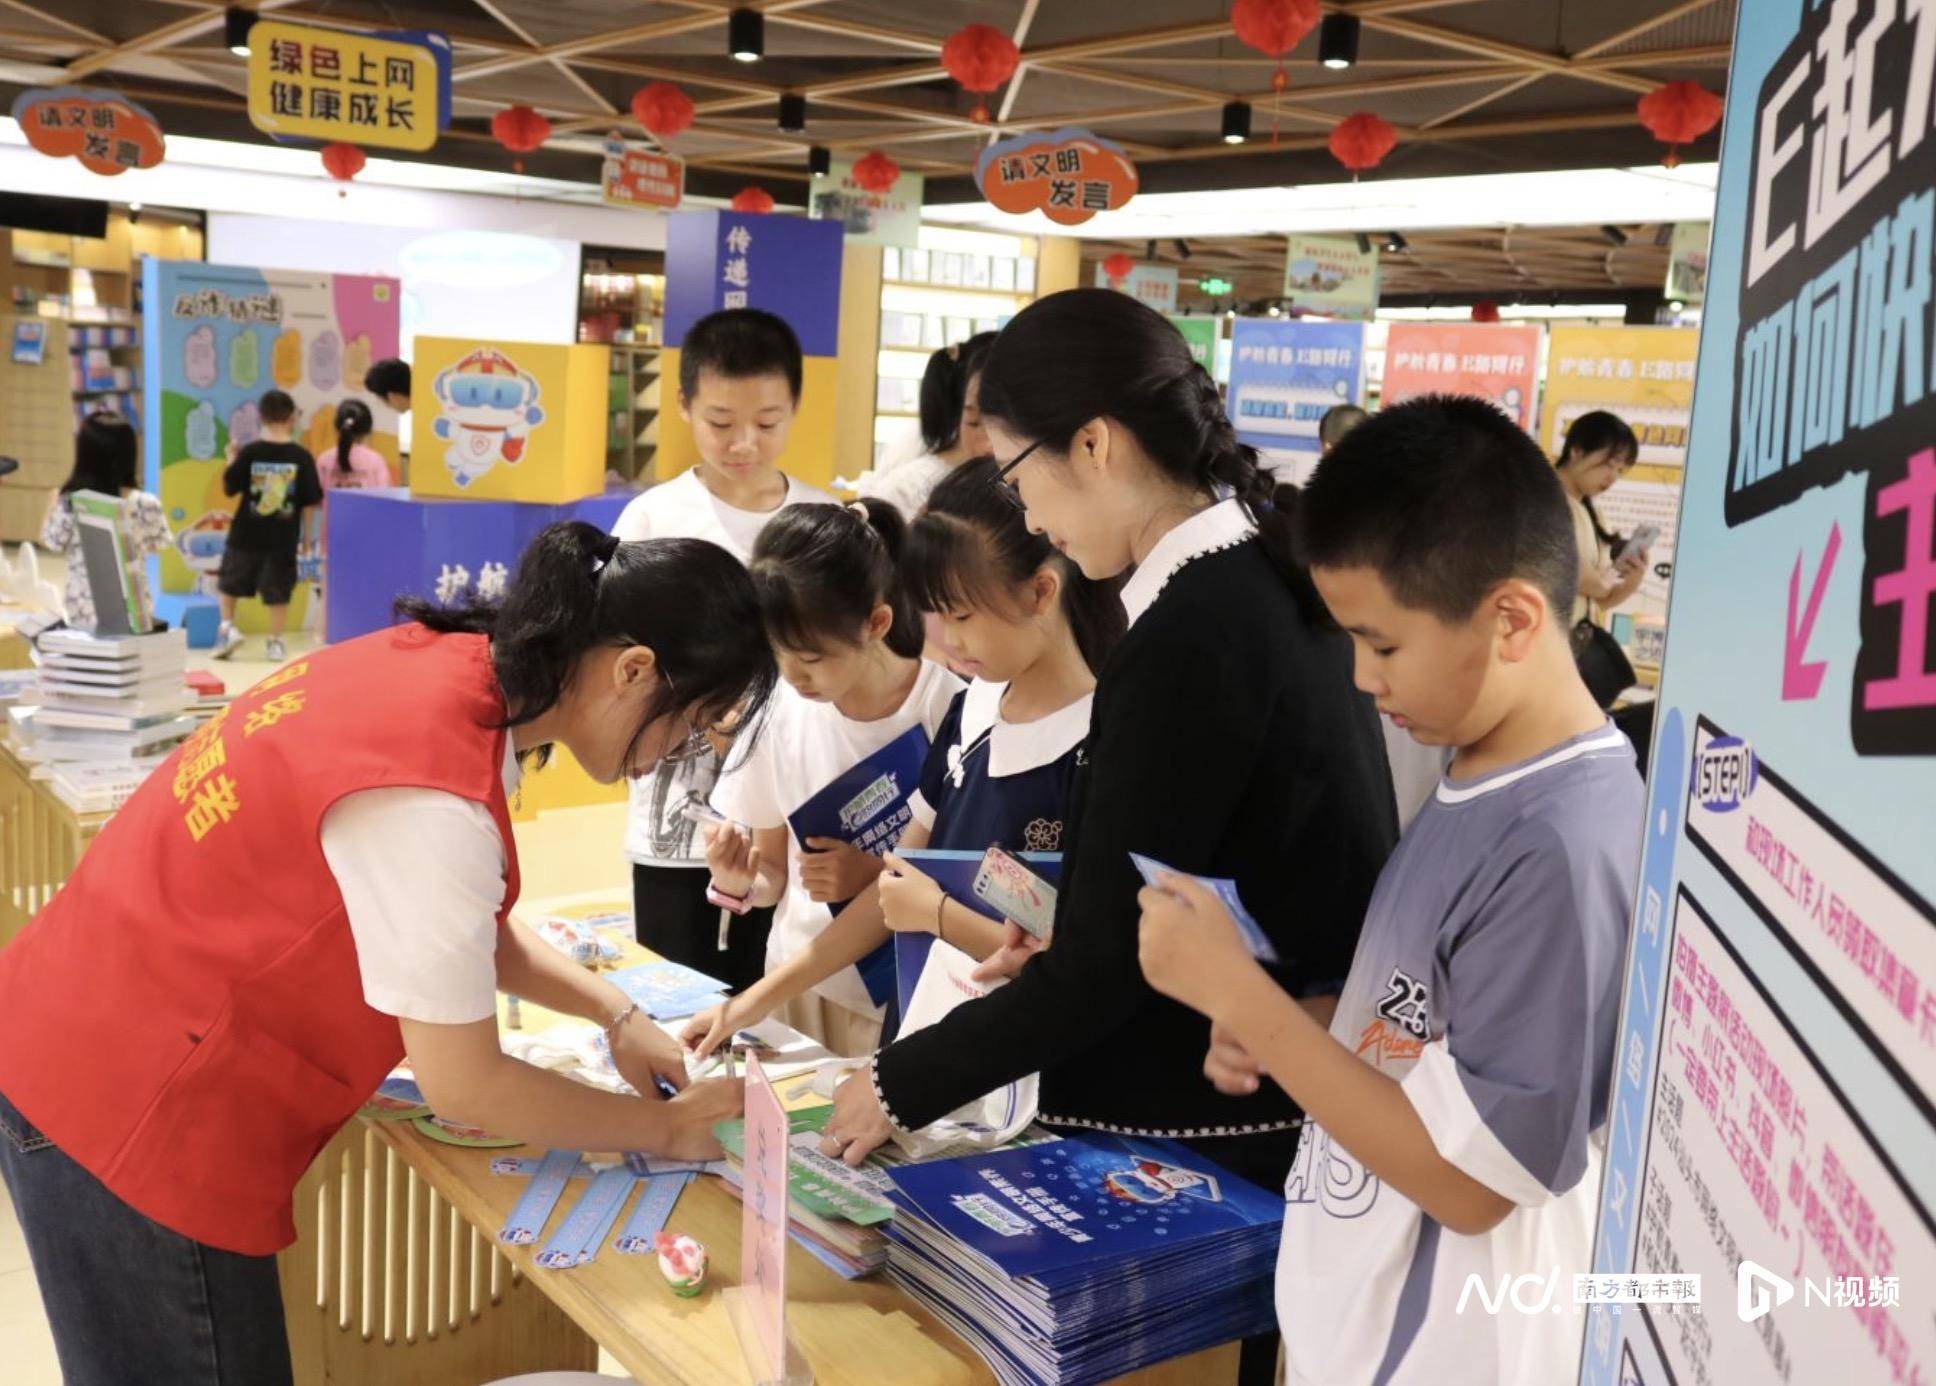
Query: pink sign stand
724 1052 811 1385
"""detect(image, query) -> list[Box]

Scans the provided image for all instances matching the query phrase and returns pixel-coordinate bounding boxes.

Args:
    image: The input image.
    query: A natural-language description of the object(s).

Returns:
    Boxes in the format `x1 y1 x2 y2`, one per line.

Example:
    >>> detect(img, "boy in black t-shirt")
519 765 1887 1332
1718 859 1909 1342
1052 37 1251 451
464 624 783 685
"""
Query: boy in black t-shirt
214 389 321 663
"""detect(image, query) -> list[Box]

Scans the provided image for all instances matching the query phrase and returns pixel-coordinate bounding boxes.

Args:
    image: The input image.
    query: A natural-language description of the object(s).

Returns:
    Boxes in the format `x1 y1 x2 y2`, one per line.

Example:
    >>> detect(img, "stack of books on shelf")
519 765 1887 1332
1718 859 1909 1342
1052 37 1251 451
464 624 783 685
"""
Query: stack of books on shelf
881 1134 1283 1385
12 627 194 812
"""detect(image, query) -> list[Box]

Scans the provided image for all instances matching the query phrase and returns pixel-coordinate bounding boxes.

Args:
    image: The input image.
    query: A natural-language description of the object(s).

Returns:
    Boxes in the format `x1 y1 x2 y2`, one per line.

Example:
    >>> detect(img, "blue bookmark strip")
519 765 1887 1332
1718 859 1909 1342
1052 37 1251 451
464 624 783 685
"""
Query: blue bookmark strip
534 1169 636 1269
614 1172 695 1255
499 1149 580 1246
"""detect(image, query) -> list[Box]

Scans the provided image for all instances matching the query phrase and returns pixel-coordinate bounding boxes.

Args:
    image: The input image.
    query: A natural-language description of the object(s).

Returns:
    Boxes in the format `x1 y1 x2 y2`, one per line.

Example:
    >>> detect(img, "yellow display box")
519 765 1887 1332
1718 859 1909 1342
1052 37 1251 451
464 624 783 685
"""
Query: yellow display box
410 338 608 504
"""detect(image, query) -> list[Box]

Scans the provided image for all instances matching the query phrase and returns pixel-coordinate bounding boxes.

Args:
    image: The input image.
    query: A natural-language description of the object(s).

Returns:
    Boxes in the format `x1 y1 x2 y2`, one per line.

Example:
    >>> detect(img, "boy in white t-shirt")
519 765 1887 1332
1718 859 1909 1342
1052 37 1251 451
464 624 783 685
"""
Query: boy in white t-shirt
611 309 833 989
1140 397 1644 1386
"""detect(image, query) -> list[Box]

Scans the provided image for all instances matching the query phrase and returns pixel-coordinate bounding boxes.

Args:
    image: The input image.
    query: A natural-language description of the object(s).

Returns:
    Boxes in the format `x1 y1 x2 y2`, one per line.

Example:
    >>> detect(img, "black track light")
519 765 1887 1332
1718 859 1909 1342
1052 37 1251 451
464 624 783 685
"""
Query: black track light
224 6 254 57
1382 231 1407 253
808 144 831 177
1319 14 1360 70
778 93 806 132
1602 224 1630 246
728 8 763 63
1221 100 1251 145
1354 232 1373 255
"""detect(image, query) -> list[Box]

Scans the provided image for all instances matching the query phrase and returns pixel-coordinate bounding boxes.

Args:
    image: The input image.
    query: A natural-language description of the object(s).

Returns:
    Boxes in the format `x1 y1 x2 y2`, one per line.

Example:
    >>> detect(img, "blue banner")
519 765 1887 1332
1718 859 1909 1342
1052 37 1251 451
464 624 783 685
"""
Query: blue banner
1225 318 1366 455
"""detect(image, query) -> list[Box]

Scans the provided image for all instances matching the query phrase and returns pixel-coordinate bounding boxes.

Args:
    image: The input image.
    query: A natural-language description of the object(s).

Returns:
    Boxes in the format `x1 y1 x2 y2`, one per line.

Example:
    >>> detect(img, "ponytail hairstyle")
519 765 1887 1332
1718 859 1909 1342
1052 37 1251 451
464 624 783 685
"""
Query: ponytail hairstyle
918 330 1000 455
334 397 374 481
397 521 778 770
748 498 925 658
974 288 1318 620
903 456 1125 675
1556 409 1639 550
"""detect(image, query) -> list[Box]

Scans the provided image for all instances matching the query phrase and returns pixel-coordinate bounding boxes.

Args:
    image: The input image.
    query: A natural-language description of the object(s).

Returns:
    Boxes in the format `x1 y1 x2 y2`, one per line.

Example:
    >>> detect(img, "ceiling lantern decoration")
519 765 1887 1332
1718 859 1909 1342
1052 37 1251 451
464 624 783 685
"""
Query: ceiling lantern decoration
1636 81 1722 168
320 141 364 191
1101 252 1136 283
631 82 695 141
1328 112 1397 177
730 184 776 213
1231 0 1320 93
490 104 551 174
1471 300 1501 323
942 23 1021 123
851 150 900 193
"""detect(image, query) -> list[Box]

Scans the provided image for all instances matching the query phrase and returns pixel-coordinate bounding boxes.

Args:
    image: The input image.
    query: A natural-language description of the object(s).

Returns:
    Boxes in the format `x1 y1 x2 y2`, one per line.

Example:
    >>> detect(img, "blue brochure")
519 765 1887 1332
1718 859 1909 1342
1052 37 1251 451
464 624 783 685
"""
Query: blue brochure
1129 852 1281 964
785 725 932 1007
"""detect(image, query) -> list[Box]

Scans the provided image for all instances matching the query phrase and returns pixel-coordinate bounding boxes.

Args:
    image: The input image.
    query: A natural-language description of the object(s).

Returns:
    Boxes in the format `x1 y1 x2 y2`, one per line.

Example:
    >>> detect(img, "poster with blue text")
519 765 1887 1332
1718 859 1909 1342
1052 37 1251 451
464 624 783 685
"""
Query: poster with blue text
1582 5 1935 1386
1225 318 1365 462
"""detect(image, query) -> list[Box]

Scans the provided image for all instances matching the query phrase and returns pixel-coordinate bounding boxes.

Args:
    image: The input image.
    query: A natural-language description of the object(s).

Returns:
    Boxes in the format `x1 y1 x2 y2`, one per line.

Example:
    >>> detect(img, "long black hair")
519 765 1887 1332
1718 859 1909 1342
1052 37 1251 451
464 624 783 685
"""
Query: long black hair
334 398 374 481
398 521 778 770
904 456 1124 674
748 499 925 658
62 411 138 496
918 331 998 455
975 288 1317 618
1556 410 1638 550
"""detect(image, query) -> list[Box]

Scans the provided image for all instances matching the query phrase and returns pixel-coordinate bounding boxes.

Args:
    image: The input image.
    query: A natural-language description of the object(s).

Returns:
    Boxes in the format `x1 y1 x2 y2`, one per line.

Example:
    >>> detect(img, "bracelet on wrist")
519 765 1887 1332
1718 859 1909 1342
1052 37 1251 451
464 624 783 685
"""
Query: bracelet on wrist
603 999 639 1040
708 879 753 915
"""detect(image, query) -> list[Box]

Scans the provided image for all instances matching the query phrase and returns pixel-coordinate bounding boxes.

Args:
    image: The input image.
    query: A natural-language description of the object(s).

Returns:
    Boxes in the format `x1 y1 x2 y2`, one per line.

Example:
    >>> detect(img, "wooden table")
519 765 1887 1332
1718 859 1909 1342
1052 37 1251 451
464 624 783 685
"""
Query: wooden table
278 906 1240 1385
0 738 111 947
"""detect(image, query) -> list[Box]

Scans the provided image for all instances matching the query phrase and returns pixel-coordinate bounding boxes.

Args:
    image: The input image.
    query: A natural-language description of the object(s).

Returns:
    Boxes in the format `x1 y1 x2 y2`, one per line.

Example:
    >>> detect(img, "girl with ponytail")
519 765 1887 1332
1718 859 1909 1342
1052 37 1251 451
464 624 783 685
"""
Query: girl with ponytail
325 398 391 490
701 499 964 1056
684 459 1124 1059
820 291 1397 1337
0 521 776 1385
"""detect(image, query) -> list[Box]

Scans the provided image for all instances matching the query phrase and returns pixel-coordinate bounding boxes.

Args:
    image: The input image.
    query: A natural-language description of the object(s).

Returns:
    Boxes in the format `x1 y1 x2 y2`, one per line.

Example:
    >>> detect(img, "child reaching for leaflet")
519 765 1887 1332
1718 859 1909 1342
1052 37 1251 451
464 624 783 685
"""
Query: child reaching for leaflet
700 499 961 1056
684 459 1125 1057
1137 396 1645 1386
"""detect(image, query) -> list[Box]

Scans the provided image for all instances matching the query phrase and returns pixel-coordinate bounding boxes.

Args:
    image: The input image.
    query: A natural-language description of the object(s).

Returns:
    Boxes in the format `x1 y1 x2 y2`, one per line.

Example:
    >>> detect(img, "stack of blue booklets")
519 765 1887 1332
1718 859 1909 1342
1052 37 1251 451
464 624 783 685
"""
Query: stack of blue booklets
882 1133 1281 1384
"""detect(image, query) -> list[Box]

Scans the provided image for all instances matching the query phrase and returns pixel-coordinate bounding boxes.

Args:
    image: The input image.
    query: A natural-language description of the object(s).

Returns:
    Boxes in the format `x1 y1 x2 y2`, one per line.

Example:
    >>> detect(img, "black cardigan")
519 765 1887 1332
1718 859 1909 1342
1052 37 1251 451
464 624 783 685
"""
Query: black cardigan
874 536 1398 1138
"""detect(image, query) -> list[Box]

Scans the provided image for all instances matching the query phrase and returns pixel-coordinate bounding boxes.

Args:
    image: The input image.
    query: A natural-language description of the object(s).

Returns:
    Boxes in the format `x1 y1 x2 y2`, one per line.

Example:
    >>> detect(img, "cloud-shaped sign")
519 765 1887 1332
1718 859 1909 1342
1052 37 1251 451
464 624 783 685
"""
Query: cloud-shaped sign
11 87 165 176
974 126 1138 226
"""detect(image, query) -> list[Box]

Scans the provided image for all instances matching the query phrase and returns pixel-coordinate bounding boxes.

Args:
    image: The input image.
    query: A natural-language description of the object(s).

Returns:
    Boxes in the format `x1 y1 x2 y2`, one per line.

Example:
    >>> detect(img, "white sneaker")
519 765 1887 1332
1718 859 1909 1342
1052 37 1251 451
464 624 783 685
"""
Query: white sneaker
211 623 243 660
265 637 288 663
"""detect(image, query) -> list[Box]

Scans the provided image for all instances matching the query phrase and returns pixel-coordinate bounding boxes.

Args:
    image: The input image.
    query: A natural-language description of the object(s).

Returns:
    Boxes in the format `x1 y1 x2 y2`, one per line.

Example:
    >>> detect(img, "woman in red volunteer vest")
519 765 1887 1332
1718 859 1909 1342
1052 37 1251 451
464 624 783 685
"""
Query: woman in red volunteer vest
0 520 776 1386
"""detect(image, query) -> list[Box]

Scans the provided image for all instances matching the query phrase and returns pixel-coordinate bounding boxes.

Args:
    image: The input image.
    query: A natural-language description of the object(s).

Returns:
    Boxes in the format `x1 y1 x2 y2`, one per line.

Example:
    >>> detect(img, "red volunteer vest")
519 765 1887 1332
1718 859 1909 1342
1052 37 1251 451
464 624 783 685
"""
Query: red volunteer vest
0 627 520 1255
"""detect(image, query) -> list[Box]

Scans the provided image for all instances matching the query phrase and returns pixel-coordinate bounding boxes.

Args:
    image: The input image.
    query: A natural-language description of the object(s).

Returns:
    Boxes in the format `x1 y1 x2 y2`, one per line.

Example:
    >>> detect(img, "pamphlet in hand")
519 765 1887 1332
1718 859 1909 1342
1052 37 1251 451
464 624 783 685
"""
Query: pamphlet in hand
1129 853 1281 964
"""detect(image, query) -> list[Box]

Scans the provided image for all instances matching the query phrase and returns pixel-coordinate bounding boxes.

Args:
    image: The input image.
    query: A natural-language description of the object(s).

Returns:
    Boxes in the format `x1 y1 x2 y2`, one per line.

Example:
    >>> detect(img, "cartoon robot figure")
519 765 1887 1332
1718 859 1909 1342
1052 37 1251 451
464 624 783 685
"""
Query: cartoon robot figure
431 348 545 488
1103 1156 1221 1206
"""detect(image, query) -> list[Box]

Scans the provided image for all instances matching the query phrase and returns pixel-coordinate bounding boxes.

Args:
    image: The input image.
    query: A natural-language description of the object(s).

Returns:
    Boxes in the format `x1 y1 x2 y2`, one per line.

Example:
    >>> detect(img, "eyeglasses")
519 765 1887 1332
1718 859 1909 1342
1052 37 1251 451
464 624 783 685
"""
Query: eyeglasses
993 439 1044 509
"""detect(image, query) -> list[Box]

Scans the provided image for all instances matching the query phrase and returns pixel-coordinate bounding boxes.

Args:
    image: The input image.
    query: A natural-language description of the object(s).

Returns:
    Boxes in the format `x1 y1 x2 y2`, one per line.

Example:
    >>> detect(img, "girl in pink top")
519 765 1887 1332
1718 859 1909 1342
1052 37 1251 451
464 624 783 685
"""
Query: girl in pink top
323 398 393 493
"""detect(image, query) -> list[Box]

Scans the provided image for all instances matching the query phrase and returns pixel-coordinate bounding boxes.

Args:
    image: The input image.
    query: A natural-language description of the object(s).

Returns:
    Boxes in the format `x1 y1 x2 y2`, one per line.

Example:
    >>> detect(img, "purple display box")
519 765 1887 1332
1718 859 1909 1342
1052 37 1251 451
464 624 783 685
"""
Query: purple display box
325 488 631 644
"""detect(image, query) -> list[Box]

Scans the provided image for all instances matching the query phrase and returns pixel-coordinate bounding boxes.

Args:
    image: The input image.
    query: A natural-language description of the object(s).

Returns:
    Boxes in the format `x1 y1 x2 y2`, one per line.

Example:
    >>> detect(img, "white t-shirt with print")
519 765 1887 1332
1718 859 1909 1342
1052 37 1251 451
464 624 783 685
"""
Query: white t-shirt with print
711 661 962 1014
611 466 836 867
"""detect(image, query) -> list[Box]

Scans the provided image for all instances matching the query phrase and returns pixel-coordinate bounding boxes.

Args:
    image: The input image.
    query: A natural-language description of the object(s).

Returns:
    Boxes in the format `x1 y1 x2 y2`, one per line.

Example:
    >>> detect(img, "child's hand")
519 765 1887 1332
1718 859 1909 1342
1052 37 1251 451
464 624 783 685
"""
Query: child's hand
799 837 884 904
1616 545 1651 577
1137 873 1261 1017
704 821 759 899
1204 1020 1264 1096
970 920 1046 983
877 853 943 934
681 992 765 1060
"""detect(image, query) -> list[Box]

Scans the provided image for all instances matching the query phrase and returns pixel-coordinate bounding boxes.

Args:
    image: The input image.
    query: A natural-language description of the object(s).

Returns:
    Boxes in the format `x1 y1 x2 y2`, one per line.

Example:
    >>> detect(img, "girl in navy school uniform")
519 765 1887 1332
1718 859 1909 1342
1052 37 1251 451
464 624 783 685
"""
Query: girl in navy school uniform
684 458 1125 1057
701 499 963 1057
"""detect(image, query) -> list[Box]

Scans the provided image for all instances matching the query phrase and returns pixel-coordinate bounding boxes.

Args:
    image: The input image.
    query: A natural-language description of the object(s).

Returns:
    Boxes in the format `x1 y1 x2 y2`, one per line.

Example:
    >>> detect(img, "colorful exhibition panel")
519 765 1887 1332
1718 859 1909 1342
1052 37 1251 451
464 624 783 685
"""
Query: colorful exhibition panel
1225 317 1367 465
1381 321 1542 433
1582 3 1936 1383
141 259 400 629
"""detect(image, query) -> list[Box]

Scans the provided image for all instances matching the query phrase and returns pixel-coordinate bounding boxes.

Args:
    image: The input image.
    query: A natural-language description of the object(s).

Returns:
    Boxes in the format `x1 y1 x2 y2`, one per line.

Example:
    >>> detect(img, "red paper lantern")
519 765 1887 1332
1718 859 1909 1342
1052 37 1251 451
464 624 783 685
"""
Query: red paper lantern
631 82 695 141
320 141 364 188
1102 252 1135 283
942 23 1021 122
1231 0 1320 92
1636 81 1723 168
852 151 899 193
491 104 551 173
1471 300 1501 323
1328 112 1397 175
730 185 775 214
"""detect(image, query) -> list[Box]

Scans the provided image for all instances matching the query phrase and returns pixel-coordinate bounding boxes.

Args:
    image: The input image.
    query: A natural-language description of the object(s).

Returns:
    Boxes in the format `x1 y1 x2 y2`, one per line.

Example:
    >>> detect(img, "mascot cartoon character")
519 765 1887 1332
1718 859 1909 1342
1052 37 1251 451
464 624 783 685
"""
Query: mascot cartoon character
431 348 544 488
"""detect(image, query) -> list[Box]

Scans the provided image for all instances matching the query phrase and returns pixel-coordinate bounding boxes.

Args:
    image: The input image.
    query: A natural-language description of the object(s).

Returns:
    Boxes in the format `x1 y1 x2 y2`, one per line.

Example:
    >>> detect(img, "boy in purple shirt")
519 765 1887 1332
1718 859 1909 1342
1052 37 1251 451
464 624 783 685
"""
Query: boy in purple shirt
1140 395 1644 1386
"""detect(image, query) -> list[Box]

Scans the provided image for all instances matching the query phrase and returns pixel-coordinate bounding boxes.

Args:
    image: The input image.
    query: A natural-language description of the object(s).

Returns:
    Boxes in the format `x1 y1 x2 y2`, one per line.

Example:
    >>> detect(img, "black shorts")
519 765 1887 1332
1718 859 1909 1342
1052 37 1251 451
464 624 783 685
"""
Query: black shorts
217 544 298 606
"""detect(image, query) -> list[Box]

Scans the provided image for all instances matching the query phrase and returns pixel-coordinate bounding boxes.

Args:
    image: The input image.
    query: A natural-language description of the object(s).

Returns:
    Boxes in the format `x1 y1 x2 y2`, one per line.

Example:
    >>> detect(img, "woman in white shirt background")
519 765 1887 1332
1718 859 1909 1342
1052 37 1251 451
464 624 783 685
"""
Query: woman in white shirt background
856 331 997 519
1553 410 1651 626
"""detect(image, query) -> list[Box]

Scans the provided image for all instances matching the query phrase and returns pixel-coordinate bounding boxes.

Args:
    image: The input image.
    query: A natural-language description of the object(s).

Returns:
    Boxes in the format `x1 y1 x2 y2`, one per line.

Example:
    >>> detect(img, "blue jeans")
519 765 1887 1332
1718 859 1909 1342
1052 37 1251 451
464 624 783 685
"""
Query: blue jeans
0 1087 293 1386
